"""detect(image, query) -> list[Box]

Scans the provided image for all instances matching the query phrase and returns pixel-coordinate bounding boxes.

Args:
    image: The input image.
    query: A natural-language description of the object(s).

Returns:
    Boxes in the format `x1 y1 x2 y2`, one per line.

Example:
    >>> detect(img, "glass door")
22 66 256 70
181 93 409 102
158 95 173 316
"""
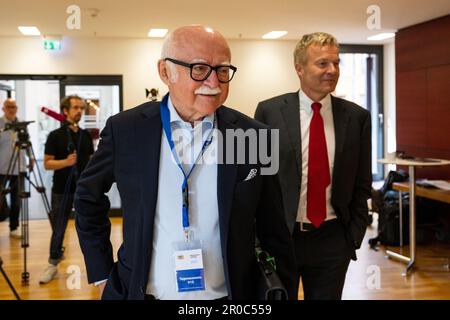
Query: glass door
60 76 123 210
64 85 121 150
0 74 124 218
335 45 384 181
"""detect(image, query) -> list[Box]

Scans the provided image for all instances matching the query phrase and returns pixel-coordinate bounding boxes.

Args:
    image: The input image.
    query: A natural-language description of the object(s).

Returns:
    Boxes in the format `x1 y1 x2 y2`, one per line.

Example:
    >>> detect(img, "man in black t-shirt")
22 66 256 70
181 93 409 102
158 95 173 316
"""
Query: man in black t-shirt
39 95 94 284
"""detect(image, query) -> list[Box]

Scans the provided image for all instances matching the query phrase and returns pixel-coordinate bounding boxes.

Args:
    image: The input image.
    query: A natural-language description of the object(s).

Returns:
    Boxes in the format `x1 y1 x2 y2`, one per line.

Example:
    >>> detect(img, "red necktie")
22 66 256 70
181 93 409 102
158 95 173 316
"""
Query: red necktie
307 102 330 228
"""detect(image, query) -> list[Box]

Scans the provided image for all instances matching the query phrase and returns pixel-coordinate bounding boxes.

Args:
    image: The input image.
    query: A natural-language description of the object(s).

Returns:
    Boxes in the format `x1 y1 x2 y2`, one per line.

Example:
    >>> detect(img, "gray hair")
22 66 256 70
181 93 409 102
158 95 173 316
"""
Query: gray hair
160 31 179 82
161 31 175 59
293 32 339 65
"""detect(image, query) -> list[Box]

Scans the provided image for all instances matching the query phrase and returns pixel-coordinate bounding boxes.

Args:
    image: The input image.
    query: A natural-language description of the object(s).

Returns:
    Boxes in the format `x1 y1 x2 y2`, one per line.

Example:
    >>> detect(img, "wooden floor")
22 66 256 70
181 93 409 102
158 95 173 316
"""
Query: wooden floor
1 216 450 300
0 218 122 300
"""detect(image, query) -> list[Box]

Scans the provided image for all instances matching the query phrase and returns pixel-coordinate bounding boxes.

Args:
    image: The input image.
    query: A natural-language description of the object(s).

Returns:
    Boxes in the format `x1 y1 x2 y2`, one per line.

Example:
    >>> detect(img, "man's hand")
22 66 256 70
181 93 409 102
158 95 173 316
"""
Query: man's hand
66 152 77 167
97 281 107 299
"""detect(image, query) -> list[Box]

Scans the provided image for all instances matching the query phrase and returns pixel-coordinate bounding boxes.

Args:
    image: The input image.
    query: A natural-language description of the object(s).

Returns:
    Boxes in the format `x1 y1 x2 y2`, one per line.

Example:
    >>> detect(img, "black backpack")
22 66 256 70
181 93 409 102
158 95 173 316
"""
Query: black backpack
369 170 446 249
376 190 410 246
369 170 409 248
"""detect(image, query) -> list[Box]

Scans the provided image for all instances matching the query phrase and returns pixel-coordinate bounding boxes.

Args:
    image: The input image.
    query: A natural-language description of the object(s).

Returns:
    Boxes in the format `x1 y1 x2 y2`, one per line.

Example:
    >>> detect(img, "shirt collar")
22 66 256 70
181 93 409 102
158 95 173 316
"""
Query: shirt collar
167 95 214 130
298 89 332 115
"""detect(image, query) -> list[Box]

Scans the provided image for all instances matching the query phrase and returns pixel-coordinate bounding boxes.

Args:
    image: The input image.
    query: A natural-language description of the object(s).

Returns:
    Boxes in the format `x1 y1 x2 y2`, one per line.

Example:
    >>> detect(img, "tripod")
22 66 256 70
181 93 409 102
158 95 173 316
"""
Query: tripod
0 121 52 285
0 256 21 300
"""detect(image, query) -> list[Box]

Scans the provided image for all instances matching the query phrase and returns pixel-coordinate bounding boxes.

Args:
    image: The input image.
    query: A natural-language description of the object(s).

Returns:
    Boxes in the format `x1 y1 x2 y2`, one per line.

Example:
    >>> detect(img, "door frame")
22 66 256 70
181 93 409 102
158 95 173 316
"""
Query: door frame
0 74 123 113
339 45 384 181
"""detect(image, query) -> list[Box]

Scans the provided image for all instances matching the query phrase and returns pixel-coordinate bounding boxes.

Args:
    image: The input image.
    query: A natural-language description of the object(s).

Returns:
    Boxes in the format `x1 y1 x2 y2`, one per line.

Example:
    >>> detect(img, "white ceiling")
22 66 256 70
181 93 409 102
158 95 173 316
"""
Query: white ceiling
1 0 449 44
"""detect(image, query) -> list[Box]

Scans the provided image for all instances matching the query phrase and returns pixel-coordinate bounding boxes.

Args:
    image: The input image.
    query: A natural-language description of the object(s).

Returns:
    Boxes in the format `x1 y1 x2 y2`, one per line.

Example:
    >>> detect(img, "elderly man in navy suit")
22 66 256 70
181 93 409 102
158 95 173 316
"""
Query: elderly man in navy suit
75 25 297 300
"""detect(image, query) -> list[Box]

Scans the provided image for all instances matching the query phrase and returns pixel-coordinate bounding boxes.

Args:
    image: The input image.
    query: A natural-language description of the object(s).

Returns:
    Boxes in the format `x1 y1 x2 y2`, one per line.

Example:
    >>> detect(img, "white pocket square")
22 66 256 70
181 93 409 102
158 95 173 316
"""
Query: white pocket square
244 168 258 181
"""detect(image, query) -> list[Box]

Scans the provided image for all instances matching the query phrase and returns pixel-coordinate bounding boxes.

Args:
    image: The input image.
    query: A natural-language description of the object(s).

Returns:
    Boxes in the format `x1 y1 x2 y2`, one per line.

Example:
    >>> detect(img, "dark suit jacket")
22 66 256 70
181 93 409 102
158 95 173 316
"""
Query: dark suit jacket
255 92 372 259
74 101 297 300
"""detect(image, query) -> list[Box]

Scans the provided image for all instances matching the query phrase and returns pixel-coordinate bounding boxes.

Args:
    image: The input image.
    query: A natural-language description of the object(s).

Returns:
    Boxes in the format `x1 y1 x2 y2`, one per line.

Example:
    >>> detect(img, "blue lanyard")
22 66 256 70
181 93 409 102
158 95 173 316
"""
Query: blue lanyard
160 93 215 239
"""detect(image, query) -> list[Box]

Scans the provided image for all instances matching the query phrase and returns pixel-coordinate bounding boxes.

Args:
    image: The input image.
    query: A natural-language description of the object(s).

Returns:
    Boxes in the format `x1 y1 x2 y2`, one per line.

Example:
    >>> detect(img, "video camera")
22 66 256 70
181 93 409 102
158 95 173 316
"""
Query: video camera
0 121 34 143
1 121 34 132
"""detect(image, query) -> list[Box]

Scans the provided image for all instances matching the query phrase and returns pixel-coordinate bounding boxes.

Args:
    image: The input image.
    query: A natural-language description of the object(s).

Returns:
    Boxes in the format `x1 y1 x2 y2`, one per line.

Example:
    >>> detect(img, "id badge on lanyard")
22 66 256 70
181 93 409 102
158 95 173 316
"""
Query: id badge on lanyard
173 237 205 293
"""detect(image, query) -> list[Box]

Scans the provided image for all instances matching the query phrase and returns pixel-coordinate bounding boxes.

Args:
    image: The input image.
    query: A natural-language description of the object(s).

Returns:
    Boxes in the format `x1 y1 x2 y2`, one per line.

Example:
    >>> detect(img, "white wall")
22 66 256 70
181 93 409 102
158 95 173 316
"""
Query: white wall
0 36 299 117
228 40 299 114
0 36 163 110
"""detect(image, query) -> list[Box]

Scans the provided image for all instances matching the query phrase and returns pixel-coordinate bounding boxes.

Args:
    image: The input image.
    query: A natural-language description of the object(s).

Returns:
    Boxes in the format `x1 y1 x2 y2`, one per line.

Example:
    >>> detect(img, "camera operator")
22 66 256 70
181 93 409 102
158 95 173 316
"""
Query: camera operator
0 99 33 238
39 95 94 284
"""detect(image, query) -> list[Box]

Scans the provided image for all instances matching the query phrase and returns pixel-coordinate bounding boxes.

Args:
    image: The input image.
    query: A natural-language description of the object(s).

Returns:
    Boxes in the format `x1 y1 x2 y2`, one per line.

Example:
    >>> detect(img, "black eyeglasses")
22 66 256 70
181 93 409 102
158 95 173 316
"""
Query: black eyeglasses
164 58 237 83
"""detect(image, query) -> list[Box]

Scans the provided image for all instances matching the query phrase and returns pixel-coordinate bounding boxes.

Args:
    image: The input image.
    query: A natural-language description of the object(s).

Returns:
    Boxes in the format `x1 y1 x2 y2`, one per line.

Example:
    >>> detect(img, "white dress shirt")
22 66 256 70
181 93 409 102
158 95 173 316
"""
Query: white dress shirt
146 96 228 299
296 90 337 224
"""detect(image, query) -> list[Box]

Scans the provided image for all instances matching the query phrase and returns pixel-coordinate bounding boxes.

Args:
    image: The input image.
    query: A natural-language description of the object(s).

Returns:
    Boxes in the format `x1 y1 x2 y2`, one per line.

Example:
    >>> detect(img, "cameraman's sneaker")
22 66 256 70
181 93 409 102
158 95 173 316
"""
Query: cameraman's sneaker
10 229 22 239
39 264 57 284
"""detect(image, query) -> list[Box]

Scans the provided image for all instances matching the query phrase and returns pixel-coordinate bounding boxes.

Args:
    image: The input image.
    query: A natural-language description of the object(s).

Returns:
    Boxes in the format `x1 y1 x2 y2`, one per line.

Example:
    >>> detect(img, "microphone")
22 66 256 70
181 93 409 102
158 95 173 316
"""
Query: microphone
41 107 66 122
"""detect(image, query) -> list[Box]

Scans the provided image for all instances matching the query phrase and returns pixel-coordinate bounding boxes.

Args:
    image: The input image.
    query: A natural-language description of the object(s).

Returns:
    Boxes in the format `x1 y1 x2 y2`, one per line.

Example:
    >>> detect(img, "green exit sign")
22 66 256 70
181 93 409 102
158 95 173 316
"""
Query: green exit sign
43 40 61 50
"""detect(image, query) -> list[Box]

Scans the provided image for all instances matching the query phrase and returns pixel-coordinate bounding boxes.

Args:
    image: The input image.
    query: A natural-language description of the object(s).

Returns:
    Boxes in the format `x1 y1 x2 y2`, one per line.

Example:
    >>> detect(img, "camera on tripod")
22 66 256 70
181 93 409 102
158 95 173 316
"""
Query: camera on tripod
0 119 51 286
1 121 34 143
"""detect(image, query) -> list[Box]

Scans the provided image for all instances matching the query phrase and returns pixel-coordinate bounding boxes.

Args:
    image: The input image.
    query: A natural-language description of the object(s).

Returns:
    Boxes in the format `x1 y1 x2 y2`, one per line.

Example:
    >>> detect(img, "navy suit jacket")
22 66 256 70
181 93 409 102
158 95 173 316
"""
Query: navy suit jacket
74 100 297 299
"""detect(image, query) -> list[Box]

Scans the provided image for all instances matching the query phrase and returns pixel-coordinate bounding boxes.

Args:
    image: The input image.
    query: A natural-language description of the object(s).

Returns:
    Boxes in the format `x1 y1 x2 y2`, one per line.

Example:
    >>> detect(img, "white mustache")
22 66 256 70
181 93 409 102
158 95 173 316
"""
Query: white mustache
195 86 222 95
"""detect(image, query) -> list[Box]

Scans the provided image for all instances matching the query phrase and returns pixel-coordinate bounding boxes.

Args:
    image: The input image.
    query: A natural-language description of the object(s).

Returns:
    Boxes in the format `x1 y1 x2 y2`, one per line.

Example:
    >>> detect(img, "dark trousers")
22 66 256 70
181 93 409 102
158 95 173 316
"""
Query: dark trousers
293 219 352 300
0 174 20 231
48 192 74 265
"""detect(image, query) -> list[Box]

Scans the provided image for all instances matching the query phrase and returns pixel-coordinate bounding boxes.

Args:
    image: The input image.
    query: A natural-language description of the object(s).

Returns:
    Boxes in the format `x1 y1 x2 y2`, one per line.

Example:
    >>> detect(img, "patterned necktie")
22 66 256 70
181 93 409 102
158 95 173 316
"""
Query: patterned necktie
307 102 330 228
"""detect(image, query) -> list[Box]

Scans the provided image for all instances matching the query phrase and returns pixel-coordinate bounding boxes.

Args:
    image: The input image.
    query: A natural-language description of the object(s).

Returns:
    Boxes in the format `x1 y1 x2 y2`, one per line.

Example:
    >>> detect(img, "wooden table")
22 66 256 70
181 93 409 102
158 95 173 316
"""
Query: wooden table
378 158 450 275
392 181 450 254
393 181 450 204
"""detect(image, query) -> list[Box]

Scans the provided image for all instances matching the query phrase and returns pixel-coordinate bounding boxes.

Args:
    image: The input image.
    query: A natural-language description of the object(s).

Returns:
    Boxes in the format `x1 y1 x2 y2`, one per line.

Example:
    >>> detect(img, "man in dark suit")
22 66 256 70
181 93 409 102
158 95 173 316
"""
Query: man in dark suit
255 32 372 300
75 25 296 300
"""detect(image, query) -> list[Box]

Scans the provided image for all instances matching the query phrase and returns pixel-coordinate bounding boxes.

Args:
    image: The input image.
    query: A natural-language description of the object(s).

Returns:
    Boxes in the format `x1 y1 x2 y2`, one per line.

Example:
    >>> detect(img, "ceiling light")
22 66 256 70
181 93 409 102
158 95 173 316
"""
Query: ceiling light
367 32 395 41
18 26 41 36
262 31 287 39
148 28 168 38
